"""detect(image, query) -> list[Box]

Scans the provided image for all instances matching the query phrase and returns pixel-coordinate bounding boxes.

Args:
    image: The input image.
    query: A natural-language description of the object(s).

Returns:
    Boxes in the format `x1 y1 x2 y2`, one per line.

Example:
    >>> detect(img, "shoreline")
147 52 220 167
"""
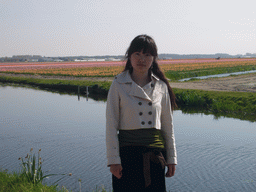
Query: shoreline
1 72 255 92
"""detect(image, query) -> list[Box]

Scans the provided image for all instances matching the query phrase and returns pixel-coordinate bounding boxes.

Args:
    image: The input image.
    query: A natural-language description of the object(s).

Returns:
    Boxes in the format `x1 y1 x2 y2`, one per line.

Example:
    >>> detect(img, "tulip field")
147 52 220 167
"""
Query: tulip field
0 58 256 78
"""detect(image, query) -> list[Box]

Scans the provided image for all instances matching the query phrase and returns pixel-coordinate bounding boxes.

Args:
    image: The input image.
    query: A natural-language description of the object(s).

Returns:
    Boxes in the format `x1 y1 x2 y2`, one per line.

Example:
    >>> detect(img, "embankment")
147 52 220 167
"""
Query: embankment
1 73 255 122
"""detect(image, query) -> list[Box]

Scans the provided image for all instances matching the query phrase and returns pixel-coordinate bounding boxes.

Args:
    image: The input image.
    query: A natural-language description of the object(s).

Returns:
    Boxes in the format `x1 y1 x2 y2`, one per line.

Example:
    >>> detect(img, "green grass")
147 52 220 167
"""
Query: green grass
0 75 112 98
0 169 111 192
0 169 66 192
0 75 111 88
165 65 256 81
174 89 256 122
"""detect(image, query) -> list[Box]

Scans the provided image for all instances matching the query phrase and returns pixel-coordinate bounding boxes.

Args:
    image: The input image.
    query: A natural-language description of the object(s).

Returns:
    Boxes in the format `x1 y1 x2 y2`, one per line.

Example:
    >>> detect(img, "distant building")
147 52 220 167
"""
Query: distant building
30 59 38 62
53 59 63 62
74 59 89 62
87 58 106 61
38 57 54 62
105 57 121 61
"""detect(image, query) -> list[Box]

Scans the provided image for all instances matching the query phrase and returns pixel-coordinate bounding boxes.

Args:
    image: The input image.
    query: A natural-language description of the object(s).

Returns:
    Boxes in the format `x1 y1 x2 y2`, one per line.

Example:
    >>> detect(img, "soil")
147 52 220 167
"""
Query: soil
169 73 256 92
1 72 256 92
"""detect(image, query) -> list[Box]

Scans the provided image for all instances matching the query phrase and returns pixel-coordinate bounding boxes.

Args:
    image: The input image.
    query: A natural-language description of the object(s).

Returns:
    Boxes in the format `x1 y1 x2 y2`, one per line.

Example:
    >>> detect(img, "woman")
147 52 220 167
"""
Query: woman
106 34 177 192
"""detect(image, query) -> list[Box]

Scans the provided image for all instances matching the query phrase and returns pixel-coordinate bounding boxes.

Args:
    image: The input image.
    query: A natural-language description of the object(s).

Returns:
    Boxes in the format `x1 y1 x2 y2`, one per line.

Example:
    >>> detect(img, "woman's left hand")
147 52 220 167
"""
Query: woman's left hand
165 164 176 177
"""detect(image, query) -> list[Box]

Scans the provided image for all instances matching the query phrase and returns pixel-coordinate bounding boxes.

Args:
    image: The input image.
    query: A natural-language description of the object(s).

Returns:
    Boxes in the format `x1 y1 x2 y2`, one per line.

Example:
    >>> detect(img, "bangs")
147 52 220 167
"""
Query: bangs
126 35 157 57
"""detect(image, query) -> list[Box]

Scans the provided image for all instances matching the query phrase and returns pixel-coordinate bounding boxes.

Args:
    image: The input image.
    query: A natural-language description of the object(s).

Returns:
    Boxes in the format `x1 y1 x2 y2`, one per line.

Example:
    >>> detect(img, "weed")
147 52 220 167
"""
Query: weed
19 148 69 186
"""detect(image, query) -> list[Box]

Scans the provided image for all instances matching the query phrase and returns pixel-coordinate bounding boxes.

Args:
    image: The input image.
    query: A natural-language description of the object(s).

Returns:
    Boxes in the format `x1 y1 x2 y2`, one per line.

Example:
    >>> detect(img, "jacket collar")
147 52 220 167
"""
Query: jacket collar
116 70 160 101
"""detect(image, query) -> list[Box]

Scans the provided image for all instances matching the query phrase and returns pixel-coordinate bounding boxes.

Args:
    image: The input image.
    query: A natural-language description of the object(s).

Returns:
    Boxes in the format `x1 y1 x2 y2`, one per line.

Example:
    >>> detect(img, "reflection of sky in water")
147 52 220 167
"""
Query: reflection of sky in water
1 86 256 192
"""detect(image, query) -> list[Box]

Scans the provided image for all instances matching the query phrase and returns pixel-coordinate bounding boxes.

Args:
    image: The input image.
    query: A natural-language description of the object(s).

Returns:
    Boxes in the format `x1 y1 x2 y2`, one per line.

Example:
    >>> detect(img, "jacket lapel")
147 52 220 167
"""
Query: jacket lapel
152 81 162 100
129 82 152 101
116 70 162 101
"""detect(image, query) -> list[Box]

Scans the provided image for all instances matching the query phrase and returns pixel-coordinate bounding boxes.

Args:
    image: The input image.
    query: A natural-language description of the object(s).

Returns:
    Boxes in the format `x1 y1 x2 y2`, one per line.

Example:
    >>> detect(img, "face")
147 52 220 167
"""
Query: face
130 50 154 74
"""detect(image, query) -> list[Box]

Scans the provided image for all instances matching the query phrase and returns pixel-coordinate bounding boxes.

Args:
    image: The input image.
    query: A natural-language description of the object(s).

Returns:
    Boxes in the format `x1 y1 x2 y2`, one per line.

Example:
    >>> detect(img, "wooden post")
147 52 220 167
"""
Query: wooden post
86 86 89 101
78 86 80 101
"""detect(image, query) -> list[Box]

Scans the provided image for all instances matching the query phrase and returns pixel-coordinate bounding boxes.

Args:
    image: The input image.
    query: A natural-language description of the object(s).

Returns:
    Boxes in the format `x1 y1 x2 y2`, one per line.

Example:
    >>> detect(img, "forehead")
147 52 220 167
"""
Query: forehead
131 46 152 54
133 49 151 53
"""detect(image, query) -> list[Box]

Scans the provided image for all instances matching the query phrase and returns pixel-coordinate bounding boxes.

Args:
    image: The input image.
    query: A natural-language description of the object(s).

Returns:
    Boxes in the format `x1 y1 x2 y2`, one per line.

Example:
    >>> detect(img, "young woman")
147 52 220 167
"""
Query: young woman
106 35 177 192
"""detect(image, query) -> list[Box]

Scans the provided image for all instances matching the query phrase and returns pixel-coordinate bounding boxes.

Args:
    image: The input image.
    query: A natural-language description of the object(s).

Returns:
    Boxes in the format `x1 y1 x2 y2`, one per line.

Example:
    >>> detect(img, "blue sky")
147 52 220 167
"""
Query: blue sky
1 0 255 57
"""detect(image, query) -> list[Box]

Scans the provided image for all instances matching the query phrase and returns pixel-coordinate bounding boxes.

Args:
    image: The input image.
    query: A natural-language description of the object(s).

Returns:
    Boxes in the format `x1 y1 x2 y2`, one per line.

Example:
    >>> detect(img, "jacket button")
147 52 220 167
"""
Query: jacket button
139 112 143 116
148 121 152 125
141 121 145 125
151 83 154 87
138 102 142 105
148 111 152 115
148 102 152 106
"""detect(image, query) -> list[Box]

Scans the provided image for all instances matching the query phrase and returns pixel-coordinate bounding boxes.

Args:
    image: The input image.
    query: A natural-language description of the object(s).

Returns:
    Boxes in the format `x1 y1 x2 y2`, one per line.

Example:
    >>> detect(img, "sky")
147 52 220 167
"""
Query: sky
1 0 255 57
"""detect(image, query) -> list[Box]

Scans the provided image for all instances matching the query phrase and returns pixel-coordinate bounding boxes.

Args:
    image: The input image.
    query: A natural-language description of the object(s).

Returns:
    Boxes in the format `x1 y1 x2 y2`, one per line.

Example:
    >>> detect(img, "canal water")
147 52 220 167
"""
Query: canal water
0 85 255 191
179 70 256 81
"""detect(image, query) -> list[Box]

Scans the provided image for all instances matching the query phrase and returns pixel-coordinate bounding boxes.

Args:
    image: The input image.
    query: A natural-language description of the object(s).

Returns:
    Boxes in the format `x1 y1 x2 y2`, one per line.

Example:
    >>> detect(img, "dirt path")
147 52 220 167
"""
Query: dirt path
1 73 256 92
170 73 256 92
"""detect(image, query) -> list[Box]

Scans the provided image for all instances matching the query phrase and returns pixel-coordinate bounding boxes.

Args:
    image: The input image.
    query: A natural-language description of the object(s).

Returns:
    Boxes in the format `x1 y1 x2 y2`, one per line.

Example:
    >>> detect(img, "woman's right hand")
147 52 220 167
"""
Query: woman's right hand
110 164 122 179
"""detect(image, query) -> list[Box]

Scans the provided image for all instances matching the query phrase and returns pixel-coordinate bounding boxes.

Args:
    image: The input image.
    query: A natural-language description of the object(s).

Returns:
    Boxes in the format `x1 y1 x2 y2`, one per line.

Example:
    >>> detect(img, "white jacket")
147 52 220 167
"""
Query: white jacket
106 70 177 166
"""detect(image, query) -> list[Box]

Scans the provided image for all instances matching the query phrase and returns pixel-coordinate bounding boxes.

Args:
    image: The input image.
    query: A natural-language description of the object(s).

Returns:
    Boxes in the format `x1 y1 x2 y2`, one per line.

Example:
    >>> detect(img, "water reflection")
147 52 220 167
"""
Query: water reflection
4 82 254 122
180 106 256 122
1 85 256 192
77 86 89 101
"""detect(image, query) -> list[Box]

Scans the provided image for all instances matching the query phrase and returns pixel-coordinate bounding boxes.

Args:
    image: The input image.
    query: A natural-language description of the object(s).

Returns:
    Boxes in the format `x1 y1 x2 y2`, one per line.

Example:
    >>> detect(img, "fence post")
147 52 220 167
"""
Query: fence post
78 86 80 101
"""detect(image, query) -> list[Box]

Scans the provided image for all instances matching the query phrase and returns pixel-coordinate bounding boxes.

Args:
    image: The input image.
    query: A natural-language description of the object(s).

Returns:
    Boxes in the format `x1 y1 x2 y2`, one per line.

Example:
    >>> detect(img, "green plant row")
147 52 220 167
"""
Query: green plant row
165 65 256 80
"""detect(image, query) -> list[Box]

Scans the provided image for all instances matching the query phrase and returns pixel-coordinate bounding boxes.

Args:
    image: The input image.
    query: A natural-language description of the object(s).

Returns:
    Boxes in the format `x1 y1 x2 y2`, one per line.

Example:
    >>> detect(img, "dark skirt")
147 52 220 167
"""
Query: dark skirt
112 146 166 192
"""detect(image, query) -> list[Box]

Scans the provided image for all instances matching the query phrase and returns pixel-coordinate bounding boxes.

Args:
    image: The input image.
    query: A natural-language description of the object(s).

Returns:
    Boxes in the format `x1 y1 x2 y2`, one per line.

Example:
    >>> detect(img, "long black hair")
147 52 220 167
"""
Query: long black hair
123 34 177 111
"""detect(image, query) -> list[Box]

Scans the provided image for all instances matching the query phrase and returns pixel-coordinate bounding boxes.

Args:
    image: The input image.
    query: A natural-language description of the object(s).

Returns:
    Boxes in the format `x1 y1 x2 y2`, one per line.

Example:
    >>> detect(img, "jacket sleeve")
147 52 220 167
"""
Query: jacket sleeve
161 85 177 165
106 79 121 166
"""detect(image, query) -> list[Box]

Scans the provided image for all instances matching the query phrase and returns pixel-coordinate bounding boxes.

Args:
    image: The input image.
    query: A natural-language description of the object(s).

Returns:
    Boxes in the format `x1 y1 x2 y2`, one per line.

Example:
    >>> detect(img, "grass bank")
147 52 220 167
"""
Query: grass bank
0 75 111 99
0 169 110 192
0 169 64 192
174 89 256 122
1 75 255 122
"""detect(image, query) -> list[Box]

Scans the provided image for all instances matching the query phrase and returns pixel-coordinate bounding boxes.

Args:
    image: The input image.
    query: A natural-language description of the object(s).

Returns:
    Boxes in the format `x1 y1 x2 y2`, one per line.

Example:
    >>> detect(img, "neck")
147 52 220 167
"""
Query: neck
131 71 151 87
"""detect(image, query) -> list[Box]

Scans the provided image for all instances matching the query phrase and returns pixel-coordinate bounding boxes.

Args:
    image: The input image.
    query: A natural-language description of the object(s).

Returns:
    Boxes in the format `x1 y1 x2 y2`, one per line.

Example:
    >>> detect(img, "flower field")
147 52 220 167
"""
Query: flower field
160 59 256 72
1 58 256 77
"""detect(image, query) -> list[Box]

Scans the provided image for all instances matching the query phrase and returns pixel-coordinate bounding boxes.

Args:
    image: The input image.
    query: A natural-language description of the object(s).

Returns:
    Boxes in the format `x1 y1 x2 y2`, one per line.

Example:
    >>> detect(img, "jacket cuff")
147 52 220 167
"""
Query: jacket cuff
107 156 121 167
166 157 177 165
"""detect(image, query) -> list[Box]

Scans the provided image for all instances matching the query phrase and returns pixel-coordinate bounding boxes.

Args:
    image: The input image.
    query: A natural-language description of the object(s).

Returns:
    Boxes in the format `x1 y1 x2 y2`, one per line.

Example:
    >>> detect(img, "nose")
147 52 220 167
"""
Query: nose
139 55 145 61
